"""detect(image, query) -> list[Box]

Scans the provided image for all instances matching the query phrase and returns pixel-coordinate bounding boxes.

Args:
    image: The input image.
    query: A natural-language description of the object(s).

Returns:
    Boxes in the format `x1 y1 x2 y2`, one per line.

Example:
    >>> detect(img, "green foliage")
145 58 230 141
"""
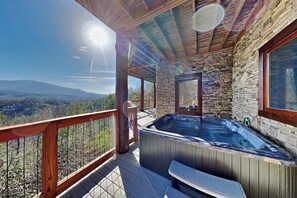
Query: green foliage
0 94 117 197
144 81 154 99
128 87 140 100
128 81 154 100
0 94 116 127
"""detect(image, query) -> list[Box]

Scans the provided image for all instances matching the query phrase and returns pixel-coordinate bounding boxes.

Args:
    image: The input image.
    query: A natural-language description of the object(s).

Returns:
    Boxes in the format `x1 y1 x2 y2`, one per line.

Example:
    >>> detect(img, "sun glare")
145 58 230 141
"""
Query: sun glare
89 26 108 47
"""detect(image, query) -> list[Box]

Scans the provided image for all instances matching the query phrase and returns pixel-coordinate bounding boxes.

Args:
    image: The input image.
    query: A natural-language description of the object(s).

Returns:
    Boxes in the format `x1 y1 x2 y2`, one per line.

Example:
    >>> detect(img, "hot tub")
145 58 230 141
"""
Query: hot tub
139 114 297 198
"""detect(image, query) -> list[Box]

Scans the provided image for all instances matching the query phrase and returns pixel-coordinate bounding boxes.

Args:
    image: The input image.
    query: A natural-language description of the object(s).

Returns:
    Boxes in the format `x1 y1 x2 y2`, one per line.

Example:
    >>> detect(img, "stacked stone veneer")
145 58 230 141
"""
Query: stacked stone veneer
191 48 233 118
232 0 297 154
156 0 297 155
156 48 233 118
156 65 176 118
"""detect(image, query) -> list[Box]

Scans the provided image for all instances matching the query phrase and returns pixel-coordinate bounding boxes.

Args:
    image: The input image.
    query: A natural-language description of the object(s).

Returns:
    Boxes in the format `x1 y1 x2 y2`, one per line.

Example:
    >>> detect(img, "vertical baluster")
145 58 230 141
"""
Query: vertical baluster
95 120 98 156
110 116 113 149
36 134 40 194
82 123 85 166
66 127 69 178
71 125 74 174
92 120 95 160
111 116 114 149
75 125 79 169
108 117 110 150
88 121 91 163
98 119 101 154
6 141 9 197
103 118 106 152
23 137 26 197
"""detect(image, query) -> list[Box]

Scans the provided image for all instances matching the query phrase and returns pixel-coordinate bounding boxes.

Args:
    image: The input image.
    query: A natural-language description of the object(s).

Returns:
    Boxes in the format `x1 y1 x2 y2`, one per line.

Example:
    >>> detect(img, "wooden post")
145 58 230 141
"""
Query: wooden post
42 123 58 198
116 33 130 154
133 108 138 141
140 78 144 112
154 82 156 108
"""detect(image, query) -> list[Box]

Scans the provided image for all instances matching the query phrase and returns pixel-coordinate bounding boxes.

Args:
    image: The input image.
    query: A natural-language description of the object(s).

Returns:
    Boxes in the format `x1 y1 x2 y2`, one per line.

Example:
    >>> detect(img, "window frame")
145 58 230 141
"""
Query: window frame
175 73 202 116
258 19 297 126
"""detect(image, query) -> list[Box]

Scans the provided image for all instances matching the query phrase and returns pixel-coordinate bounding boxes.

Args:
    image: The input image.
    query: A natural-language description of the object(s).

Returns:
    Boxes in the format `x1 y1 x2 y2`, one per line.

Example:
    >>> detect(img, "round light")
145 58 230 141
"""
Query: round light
193 4 225 32
89 26 108 46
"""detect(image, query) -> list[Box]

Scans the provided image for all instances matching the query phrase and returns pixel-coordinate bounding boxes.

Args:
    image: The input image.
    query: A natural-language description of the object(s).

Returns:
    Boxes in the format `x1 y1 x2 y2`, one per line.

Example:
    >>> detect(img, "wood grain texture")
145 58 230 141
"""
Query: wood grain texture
75 0 268 82
116 33 130 154
56 150 114 196
42 123 58 198
0 109 118 142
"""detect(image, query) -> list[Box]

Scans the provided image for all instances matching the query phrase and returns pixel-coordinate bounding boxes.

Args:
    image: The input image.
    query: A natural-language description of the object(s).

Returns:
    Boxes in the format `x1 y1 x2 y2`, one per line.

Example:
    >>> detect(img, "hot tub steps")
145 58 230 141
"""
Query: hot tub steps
168 160 247 198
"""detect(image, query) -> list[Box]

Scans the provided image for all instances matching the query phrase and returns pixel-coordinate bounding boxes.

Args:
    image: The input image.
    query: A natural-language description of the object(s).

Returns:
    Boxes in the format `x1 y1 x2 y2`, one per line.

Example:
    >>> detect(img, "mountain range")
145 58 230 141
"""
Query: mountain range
0 80 105 100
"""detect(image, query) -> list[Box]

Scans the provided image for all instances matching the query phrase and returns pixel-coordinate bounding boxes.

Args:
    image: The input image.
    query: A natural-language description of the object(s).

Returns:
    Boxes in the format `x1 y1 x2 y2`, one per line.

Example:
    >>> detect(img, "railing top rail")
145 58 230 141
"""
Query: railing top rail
130 98 153 101
0 109 118 142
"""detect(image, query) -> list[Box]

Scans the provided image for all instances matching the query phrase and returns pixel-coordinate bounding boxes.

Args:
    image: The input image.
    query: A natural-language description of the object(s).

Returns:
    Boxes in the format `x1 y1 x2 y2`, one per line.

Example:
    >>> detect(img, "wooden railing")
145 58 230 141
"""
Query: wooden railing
130 98 154 110
179 99 195 106
0 108 138 198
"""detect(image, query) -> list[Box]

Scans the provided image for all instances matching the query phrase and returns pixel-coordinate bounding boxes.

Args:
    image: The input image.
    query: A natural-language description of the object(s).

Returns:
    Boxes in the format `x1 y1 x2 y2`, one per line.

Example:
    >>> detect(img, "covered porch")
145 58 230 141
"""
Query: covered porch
0 0 297 197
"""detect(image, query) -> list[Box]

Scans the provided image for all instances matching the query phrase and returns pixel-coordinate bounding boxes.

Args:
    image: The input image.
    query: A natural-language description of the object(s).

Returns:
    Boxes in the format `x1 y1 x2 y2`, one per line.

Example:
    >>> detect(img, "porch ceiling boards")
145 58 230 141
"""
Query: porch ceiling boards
76 0 267 82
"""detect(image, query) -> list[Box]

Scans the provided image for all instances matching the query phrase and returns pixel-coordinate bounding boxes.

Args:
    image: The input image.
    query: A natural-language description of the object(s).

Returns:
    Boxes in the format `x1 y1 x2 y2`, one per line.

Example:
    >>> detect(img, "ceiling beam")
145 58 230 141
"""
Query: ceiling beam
132 66 156 76
137 26 168 60
152 18 176 59
128 68 155 82
234 0 268 45
193 0 198 55
128 36 159 64
132 54 149 66
114 0 189 31
170 9 187 57
115 0 133 19
115 0 167 62
218 0 246 50
129 63 156 70
140 66 156 77
129 68 154 79
128 72 154 83
129 57 156 74
207 31 215 52
207 0 221 52
130 66 156 75
141 0 149 11
243 0 268 31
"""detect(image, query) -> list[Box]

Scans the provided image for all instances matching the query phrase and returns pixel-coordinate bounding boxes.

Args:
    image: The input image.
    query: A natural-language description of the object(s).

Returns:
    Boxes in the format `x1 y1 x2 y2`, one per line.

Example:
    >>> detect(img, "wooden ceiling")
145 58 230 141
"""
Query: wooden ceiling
76 0 267 82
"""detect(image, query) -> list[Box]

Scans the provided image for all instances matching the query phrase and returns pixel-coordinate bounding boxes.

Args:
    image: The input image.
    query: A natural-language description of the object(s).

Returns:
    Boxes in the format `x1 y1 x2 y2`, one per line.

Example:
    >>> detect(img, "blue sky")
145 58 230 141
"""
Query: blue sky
0 1 139 94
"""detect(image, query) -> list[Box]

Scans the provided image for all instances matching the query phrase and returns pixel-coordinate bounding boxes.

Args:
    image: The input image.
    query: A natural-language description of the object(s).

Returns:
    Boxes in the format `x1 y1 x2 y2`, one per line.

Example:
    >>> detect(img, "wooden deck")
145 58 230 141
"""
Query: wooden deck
137 108 156 127
58 141 170 198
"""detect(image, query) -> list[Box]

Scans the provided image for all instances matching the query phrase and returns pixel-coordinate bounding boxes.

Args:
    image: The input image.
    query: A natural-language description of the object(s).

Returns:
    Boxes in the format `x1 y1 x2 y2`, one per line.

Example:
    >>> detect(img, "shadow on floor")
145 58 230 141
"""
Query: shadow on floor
58 142 170 198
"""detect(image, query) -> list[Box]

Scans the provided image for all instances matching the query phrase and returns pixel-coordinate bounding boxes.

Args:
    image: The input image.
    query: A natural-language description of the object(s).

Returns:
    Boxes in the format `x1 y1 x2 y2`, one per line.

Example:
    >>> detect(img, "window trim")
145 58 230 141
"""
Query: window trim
175 73 202 116
258 19 297 126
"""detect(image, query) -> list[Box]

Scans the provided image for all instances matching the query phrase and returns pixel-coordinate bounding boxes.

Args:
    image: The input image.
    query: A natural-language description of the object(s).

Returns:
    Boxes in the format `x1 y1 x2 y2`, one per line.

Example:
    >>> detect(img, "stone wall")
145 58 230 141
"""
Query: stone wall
156 48 233 118
191 48 233 118
232 0 297 154
156 64 176 117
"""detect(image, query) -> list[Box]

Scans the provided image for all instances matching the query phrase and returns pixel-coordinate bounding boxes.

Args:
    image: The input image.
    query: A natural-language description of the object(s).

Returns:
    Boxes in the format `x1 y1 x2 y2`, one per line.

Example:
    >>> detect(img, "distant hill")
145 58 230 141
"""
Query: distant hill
0 80 105 100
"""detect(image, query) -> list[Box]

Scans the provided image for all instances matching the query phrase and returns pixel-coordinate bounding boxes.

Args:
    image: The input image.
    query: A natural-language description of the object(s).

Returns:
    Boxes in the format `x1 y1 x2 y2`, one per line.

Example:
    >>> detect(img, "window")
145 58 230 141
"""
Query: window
259 19 297 126
175 73 202 115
